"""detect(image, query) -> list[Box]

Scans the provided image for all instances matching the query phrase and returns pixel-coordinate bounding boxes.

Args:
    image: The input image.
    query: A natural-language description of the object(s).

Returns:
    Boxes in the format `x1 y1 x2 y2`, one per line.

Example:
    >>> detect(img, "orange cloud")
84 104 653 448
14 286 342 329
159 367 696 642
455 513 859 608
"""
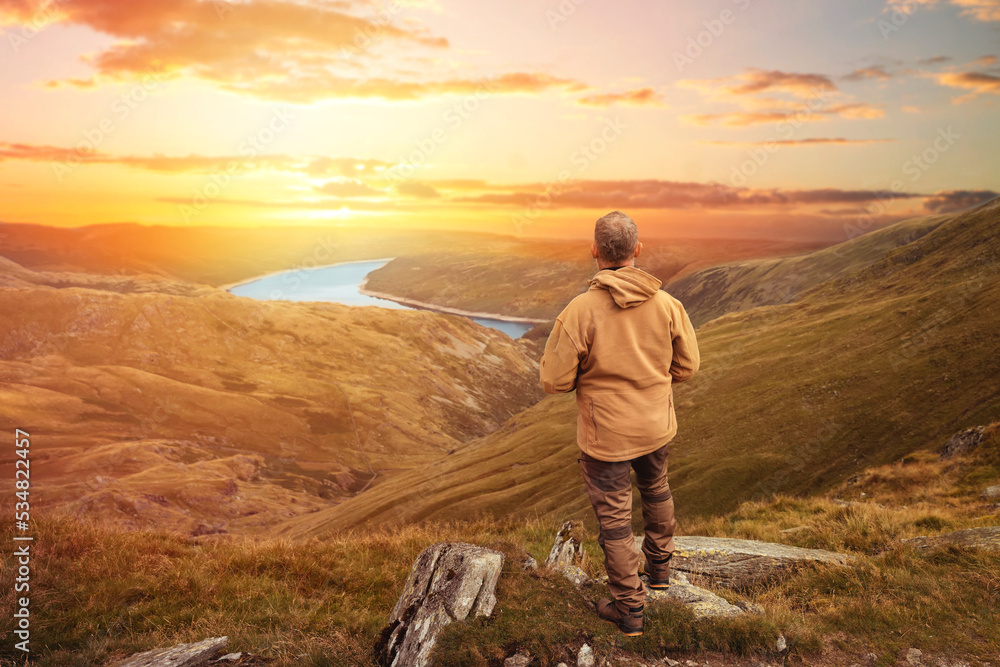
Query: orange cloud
681 68 837 99
935 70 1000 102
577 87 665 107
884 0 1000 21
844 67 893 81
314 180 386 198
684 103 884 127
950 0 1000 21
2 0 587 103
394 182 441 199
703 138 895 146
449 179 928 210
0 142 394 177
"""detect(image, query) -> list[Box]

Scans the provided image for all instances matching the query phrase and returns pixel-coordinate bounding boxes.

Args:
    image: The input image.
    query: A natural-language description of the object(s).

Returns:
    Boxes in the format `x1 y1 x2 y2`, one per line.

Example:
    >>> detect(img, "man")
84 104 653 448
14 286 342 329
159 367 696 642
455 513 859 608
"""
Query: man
539 210 700 637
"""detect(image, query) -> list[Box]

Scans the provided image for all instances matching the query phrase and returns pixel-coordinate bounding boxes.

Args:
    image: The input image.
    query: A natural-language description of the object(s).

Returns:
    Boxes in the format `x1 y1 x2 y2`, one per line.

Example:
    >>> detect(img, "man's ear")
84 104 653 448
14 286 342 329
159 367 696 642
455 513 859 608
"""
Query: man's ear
634 241 643 258
591 241 599 259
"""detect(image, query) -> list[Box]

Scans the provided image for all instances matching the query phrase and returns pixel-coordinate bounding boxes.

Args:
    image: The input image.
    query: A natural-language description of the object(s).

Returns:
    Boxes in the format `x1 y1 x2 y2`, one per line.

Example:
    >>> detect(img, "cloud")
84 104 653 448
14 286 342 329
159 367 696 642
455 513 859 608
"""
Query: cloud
450 179 927 210
2 0 586 103
883 0 1000 21
971 54 998 67
685 102 884 127
679 67 884 127
681 68 838 99
884 0 940 15
950 0 1000 21
315 180 386 198
918 55 953 65
0 142 395 177
577 87 665 107
702 138 895 146
394 182 441 198
923 189 998 212
844 67 894 81
934 70 1000 102
902 105 922 113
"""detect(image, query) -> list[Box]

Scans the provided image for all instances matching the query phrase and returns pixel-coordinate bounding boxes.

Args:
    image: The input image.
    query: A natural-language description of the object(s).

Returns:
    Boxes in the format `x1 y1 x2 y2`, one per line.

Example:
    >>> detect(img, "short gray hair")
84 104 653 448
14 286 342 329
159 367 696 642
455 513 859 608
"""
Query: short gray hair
594 211 638 264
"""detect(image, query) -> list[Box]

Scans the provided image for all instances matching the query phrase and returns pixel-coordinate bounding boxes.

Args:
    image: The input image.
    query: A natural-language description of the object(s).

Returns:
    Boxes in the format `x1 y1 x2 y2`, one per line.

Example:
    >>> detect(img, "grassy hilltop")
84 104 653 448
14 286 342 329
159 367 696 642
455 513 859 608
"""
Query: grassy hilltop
3 425 998 666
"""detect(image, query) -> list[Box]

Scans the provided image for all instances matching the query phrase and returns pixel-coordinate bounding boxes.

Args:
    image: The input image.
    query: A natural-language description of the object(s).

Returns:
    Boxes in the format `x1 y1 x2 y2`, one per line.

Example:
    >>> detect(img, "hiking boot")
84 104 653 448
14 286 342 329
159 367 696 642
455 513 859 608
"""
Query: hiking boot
642 552 672 589
596 598 644 636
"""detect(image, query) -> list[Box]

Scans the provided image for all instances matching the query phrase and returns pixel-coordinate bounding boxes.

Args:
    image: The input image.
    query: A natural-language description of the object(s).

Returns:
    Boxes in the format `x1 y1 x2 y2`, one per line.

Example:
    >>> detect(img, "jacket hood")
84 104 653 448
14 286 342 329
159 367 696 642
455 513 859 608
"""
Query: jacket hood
589 266 662 308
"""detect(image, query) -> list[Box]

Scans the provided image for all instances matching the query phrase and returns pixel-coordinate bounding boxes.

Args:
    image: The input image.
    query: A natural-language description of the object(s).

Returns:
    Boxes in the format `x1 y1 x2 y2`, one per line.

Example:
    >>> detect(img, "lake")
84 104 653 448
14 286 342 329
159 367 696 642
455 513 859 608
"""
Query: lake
227 259 534 339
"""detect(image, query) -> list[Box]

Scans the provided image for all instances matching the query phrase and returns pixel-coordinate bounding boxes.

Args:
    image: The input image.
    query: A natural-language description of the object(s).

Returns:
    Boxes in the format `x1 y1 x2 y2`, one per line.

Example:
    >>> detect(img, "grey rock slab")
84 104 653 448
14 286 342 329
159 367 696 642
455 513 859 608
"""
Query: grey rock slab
642 571 743 619
904 526 1000 552
114 637 228 667
376 542 504 667
982 485 1000 500
635 535 854 591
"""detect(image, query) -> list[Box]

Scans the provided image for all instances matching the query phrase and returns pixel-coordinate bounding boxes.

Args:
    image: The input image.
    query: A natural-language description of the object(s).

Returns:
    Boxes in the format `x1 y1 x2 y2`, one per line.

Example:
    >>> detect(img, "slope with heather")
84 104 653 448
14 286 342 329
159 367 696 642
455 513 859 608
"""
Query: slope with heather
277 199 1000 538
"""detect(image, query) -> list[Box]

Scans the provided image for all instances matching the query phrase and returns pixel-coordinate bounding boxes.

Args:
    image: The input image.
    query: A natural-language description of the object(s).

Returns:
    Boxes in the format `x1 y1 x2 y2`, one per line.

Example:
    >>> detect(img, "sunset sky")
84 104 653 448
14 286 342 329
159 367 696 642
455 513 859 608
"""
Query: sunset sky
0 0 997 241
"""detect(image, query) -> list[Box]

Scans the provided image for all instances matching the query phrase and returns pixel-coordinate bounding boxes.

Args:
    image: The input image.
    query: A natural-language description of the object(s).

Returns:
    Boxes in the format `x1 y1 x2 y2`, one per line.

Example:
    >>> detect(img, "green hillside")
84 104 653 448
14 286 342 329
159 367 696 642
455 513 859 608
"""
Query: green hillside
278 199 1000 539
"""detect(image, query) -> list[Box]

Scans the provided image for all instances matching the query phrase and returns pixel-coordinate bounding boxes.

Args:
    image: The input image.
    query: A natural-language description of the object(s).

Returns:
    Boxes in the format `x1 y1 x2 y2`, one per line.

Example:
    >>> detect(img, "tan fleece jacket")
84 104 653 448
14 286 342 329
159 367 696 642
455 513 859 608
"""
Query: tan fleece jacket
539 266 700 462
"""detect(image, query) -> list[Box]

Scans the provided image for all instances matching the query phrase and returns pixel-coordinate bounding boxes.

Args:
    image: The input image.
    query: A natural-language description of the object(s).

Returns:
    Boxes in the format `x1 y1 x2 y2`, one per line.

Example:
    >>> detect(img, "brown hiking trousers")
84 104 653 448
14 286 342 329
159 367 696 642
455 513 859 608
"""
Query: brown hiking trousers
579 441 676 608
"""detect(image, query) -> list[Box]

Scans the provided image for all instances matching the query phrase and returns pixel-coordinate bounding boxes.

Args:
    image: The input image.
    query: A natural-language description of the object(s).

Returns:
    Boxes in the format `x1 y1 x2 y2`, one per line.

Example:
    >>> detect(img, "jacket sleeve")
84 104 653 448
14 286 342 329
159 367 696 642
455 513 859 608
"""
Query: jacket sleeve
539 316 587 394
669 300 700 383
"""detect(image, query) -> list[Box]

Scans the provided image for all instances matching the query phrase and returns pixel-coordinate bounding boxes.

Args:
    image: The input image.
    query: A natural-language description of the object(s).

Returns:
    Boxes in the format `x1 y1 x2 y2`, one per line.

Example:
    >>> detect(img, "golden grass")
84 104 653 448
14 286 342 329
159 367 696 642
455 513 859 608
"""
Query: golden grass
4 428 998 667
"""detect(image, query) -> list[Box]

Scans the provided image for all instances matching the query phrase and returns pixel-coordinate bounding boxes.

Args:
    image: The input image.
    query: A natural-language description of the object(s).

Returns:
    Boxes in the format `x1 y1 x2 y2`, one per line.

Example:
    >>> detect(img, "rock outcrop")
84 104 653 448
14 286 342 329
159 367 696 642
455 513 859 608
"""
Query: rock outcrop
940 426 986 459
904 526 1000 552
545 520 590 587
982 485 1000 500
114 637 228 667
635 535 855 591
643 571 743 619
375 542 504 667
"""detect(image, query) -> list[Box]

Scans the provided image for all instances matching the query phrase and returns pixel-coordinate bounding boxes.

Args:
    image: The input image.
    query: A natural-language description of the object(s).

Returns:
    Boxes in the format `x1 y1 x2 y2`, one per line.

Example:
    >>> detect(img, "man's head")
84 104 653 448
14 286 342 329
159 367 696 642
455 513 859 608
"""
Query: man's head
591 210 642 268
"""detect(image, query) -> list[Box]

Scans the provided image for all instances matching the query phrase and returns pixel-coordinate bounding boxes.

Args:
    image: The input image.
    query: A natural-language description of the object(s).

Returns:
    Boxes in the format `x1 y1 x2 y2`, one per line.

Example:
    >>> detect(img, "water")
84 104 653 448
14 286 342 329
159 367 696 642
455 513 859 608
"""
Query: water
228 259 534 339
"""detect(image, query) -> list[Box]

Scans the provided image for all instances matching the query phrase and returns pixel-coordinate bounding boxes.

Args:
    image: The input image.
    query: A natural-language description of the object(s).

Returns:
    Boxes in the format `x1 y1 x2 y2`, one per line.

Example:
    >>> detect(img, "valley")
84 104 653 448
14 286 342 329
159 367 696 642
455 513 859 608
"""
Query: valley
276 200 1000 539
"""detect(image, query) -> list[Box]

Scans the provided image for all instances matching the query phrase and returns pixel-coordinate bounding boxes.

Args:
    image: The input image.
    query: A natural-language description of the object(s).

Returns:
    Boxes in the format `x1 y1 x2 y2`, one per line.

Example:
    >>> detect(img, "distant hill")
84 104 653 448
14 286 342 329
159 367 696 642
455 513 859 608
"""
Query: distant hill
0 256 544 536
363 237 825 320
667 213 951 327
278 199 1000 538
